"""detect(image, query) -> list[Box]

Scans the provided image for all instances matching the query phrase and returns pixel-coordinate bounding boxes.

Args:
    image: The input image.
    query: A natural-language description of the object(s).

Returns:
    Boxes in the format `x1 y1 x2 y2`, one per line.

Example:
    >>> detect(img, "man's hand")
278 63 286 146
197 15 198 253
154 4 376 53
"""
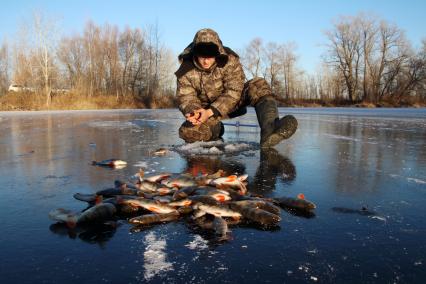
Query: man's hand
195 108 213 125
185 109 202 125
185 108 213 125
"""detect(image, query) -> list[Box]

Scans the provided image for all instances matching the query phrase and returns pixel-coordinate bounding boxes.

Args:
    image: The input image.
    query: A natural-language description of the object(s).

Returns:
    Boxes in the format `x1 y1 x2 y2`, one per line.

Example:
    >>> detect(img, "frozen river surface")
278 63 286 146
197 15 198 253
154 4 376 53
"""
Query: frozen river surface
0 108 425 283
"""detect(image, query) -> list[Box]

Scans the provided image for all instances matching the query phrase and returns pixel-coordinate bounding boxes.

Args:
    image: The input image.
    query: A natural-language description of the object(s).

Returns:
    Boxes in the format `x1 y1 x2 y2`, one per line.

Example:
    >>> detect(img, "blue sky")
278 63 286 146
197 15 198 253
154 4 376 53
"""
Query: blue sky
1 0 425 74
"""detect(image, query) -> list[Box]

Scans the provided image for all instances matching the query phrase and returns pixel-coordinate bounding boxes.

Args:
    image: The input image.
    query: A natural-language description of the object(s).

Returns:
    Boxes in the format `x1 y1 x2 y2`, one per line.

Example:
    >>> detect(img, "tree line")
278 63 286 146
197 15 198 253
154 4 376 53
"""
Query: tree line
240 14 426 106
0 12 425 108
0 12 176 108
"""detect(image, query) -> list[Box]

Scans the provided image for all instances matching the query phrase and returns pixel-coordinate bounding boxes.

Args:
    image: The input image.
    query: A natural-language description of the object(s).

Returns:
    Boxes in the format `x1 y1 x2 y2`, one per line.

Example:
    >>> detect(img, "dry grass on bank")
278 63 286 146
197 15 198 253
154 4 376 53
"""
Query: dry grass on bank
276 97 426 108
0 91 177 111
1 91 424 111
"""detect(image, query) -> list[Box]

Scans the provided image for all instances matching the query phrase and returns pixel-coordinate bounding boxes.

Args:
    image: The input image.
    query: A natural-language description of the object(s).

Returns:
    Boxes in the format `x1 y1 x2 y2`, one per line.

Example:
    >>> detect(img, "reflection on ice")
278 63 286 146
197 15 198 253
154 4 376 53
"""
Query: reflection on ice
143 231 173 281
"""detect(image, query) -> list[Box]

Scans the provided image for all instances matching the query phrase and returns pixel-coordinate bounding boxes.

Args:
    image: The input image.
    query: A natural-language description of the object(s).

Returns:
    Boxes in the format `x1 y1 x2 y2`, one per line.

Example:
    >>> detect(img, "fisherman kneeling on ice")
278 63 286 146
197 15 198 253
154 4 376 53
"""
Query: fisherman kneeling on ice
176 28 298 147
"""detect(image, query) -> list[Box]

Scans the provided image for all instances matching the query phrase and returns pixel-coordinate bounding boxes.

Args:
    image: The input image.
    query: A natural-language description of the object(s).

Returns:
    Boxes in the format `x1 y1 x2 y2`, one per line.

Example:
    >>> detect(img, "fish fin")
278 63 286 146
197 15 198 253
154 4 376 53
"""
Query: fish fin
66 216 78 229
139 169 144 178
95 195 103 205
226 175 237 182
216 195 226 202
66 221 76 229
297 193 305 200
158 188 169 195
148 206 160 213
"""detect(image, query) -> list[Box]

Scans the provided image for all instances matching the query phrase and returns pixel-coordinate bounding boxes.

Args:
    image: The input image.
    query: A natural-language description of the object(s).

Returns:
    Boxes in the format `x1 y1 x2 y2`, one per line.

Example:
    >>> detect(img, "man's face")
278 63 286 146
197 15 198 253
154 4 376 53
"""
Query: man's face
197 56 216 69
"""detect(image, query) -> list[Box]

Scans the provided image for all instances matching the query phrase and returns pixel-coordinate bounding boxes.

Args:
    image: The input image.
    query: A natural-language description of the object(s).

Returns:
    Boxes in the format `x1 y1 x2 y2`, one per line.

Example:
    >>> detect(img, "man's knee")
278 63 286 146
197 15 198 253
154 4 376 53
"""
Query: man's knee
179 118 224 143
244 77 273 106
228 106 247 118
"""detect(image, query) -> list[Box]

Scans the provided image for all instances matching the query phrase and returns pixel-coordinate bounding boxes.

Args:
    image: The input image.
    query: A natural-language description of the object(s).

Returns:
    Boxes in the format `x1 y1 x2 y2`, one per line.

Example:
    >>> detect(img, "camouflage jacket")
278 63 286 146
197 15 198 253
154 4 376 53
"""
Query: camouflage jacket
175 29 246 118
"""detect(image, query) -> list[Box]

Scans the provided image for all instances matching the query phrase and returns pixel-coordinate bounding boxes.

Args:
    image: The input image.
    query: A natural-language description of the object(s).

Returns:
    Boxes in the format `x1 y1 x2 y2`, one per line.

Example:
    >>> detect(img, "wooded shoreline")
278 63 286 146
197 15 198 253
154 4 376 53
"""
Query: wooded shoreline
1 91 424 111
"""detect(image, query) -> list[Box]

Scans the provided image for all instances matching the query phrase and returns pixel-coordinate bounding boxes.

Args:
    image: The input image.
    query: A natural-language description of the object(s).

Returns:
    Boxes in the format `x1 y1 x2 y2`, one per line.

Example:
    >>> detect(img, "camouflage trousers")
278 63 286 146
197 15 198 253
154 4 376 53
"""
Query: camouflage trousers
179 77 272 143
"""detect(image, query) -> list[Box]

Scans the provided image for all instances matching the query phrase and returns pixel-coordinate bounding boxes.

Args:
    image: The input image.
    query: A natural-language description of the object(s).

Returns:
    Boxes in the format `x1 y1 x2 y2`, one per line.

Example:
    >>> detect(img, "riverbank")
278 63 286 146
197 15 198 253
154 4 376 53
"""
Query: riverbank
0 92 176 111
0 92 424 111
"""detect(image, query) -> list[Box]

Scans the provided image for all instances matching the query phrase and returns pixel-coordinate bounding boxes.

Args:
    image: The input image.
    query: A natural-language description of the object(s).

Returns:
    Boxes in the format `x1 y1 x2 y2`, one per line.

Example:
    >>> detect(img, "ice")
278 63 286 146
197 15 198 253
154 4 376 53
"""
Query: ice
143 231 174 281
407 178 426 185
133 161 149 168
323 133 360 142
174 140 255 156
208 146 222 154
224 143 252 153
134 118 167 123
1 108 425 283
87 120 138 128
369 216 387 222
185 235 209 251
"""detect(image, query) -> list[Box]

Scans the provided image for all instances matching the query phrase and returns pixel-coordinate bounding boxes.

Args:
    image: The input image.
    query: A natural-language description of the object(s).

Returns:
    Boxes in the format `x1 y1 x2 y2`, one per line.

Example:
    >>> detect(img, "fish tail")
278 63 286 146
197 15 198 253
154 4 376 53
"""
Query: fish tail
226 175 237 182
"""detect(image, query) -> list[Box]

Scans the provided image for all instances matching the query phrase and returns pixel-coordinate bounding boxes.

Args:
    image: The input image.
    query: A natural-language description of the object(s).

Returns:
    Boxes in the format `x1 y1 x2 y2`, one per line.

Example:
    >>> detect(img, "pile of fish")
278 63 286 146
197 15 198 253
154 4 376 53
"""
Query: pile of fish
49 169 316 241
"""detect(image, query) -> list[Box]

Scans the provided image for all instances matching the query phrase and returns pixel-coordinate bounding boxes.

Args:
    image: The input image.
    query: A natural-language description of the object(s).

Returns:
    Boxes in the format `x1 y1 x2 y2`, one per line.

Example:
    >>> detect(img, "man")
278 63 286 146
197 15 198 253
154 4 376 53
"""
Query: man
175 28 297 147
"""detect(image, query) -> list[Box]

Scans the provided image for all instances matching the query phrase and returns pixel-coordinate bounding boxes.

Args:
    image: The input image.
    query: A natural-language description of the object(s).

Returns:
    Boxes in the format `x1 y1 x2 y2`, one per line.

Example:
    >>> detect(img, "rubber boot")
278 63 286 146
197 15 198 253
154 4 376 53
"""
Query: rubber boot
255 96 298 148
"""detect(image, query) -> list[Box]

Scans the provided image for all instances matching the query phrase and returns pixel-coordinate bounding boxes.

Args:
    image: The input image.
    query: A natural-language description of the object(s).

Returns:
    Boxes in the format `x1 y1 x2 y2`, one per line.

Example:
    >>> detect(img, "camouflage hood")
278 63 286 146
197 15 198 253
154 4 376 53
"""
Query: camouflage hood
178 28 238 66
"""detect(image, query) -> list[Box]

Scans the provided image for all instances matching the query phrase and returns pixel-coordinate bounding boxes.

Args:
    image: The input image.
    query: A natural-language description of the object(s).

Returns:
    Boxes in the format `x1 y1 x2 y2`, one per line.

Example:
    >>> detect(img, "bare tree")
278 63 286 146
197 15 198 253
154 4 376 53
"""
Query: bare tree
325 15 362 102
359 14 378 101
263 42 281 95
0 41 9 93
278 42 298 99
241 38 264 78
102 24 120 98
11 24 35 88
32 11 60 106
369 20 409 102
83 21 101 97
119 27 144 96
391 40 426 103
57 35 86 90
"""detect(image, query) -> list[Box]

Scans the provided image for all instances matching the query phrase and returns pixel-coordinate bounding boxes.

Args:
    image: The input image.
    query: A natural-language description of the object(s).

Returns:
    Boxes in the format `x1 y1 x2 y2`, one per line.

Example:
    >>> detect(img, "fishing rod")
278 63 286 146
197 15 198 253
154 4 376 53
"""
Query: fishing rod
222 121 258 128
